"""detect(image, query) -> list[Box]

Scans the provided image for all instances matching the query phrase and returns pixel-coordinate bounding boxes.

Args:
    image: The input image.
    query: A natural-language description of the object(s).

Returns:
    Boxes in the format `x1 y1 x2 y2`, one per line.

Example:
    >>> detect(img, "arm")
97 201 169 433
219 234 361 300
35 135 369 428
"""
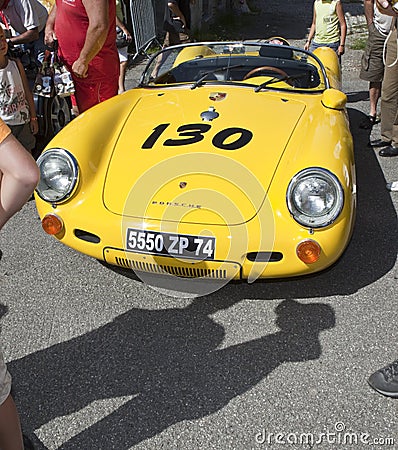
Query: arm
304 5 316 51
7 0 41 45
8 28 39 45
115 15 131 42
376 0 398 15
15 59 38 135
168 1 187 27
364 0 375 27
0 128 39 227
72 0 109 78
44 4 57 46
336 1 347 56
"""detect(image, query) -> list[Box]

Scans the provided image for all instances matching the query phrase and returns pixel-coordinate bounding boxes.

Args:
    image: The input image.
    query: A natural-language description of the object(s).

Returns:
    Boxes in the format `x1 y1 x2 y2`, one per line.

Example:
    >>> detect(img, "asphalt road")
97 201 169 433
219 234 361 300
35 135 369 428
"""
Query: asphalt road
1 2 398 450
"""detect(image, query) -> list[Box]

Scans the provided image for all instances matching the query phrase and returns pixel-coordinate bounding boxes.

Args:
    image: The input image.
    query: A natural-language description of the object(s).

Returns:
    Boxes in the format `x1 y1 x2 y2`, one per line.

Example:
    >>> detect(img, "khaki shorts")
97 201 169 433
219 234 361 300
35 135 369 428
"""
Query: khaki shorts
0 346 11 406
360 24 388 83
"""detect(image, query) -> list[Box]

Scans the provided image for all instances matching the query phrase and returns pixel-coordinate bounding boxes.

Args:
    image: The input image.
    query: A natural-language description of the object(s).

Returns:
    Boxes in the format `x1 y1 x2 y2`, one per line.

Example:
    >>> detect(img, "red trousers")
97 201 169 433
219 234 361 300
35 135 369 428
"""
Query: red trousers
73 79 118 113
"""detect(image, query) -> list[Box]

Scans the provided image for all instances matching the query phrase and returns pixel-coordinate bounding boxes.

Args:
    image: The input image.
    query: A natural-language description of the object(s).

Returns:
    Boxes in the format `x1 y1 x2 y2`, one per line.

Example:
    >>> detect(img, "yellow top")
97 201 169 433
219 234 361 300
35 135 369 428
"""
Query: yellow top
0 119 11 143
116 0 124 22
314 0 340 44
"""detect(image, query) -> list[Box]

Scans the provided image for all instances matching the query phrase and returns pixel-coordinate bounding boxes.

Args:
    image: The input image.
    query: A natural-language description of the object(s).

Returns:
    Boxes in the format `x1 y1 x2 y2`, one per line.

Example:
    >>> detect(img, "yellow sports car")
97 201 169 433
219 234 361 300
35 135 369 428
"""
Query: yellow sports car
34 40 356 284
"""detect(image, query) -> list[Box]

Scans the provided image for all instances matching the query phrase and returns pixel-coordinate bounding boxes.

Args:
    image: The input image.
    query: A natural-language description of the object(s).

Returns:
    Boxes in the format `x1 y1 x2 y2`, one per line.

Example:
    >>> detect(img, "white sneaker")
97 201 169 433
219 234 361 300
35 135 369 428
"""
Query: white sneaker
386 181 398 191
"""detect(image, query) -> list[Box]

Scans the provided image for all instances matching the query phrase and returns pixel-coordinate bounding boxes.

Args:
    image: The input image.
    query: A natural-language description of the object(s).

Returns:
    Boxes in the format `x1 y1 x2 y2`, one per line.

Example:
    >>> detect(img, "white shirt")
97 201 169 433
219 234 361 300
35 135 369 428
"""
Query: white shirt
373 2 393 36
3 0 48 34
0 58 30 126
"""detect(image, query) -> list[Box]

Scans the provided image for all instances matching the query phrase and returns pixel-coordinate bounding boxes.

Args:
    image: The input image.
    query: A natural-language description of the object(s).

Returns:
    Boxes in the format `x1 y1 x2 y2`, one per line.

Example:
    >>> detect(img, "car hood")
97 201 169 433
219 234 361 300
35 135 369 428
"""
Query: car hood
103 88 306 225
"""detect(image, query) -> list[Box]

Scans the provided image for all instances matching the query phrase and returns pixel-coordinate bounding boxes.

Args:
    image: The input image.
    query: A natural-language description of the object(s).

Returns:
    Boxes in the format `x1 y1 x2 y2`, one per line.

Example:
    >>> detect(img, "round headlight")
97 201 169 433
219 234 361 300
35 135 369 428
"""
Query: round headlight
287 168 344 228
36 148 78 203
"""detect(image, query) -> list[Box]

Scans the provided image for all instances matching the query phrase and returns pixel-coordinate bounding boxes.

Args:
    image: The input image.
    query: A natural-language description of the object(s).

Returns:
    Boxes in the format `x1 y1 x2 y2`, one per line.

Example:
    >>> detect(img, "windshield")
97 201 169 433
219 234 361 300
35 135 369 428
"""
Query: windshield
140 41 329 92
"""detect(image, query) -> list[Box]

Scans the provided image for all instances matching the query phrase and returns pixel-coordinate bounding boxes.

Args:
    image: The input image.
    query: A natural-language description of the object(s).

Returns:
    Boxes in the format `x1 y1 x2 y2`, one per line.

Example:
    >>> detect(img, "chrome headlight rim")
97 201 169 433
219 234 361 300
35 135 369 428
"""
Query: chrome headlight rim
286 167 344 228
35 148 78 204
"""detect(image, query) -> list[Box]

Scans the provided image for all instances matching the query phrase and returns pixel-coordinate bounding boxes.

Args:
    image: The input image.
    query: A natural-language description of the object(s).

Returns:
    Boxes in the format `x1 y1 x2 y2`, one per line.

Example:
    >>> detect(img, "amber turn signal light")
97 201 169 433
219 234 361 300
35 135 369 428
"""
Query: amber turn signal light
41 213 64 235
296 239 321 264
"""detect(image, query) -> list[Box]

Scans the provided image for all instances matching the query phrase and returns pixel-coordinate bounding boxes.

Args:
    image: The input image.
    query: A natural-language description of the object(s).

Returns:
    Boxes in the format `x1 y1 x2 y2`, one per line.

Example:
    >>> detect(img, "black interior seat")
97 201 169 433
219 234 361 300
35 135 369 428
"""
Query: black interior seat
259 45 293 59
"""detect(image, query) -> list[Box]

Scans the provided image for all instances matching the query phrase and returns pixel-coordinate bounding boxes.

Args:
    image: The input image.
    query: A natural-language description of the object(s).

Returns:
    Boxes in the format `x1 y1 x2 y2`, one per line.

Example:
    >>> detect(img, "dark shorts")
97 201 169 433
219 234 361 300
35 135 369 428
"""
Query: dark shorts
163 30 191 47
310 40 339 54
9 123 35 151
360 24 387 83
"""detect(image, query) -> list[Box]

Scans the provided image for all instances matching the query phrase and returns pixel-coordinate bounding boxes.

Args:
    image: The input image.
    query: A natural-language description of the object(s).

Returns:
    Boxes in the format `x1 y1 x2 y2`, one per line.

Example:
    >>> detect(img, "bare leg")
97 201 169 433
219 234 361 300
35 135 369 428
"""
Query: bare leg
0 135 38 449
118 61 128 94
0 395 23 450
0 134 39 231
369 81 382 117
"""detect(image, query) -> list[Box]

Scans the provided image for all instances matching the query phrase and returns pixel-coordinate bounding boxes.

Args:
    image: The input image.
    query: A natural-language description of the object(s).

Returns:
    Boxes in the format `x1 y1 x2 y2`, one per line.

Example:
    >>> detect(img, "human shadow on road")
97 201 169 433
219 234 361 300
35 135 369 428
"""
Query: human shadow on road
9 298 335 449
346 91 369 104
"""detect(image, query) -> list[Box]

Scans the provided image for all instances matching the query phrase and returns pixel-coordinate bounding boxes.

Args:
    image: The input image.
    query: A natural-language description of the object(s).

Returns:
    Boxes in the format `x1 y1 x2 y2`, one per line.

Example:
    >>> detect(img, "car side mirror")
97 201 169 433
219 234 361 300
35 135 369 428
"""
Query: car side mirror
321 88 347 110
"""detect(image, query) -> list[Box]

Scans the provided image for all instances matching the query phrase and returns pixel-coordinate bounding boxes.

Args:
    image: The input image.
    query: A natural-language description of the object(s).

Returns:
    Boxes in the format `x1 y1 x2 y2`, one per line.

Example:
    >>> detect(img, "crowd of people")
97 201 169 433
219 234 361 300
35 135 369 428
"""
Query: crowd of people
0 0 396 448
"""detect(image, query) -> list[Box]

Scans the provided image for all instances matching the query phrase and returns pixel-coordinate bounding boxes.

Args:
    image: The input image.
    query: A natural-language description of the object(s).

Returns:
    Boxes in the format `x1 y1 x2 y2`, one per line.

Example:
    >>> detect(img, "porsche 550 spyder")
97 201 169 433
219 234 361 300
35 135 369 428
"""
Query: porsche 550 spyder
34 40 356 284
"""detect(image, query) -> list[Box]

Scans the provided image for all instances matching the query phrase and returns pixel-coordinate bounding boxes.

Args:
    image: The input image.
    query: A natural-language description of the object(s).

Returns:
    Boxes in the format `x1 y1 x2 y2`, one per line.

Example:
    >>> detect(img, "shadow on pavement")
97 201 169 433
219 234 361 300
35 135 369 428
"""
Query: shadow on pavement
346 90 369 104
9 298 334 449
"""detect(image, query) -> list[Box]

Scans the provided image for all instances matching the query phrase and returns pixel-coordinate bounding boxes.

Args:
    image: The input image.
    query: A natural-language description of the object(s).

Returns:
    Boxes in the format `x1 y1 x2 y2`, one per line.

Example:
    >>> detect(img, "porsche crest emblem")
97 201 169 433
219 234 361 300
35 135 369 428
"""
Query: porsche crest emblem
209 92 227 101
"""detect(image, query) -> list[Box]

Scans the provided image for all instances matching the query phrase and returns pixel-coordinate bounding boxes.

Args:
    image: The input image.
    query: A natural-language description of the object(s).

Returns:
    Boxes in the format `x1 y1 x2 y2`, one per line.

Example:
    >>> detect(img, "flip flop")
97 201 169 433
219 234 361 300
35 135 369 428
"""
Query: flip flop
359 114 380 129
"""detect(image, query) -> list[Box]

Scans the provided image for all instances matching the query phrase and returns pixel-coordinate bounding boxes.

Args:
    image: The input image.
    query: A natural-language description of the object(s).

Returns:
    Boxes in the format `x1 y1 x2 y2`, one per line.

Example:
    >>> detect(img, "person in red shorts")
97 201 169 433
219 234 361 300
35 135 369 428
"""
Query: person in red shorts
44 0 119 114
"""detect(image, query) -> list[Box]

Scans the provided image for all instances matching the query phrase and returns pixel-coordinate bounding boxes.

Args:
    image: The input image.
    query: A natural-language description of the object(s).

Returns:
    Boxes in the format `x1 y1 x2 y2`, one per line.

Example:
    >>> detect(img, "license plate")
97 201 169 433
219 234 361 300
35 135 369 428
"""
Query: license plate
126 228 216 260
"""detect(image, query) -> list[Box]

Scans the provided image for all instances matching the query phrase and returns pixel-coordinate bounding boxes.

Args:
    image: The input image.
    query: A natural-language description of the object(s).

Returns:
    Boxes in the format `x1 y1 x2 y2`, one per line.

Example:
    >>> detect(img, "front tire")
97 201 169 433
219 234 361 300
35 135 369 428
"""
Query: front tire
48 95 73 137
34 95 73 158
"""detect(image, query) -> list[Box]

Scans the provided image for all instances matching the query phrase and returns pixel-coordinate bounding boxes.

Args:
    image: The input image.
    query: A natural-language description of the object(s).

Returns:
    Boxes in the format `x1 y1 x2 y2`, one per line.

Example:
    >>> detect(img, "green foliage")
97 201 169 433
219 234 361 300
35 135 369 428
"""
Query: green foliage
350 37 367 51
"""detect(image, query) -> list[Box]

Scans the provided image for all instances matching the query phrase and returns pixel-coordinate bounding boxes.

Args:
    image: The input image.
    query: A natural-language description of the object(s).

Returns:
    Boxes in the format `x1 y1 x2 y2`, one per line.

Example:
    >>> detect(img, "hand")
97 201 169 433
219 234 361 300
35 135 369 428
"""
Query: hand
375 0 398 15
338 44 345 56
72 58 88 78
44 29 56 47
121 27 132 42
30 118 39 135
304 41 310 51
376 0 390 7
173 15 187 28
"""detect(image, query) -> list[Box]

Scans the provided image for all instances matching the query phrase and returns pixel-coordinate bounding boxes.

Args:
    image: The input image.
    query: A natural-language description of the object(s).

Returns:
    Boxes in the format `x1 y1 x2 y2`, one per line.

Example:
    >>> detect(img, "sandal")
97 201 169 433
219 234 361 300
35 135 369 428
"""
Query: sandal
360 114 380 129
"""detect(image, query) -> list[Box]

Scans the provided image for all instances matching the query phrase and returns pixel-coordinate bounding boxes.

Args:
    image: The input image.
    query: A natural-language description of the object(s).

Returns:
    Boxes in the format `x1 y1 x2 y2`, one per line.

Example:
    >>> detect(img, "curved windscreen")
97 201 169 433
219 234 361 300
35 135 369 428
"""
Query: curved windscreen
140 41 329 92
